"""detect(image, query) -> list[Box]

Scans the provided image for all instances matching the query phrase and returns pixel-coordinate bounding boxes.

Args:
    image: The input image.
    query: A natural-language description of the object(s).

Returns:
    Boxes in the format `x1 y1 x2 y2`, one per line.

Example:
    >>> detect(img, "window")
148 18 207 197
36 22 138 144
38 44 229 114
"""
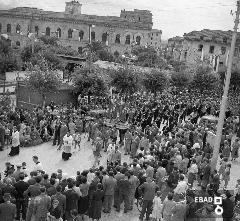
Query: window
0 23 2 32
125 35 130 45
156 33 158 37
136 36 141 45
102 33 107 43
200 36 204 40
7 24 11 33
68 29 73 38
234 47 239 57
35 26 39 36
16 41 20 46
46 27 50 36
57 28 61 38
91 31 95 41
78 47 83 54
79 30 84 41
115 34 120 44
198 44 203 51
209 45 215 54
223 37 227 44
16 24 21 34
219 62 224 66
139 17 141 21
151 37 153 40
221 46 226 55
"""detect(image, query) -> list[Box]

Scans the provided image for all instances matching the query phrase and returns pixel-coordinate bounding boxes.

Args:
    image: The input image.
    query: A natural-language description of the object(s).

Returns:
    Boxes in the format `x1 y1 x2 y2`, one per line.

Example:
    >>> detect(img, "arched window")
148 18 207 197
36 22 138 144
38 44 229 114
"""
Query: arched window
79 30 84 41
102 33 108 43
7 24 11 33
57 28 61 38
46 27 50 36
136 36 141 45
16 24 21 34
16 41 20 47
78 47 83 54
91 31 95 42
0 23 2 33
125 35 130 45
115 34 120 44
68 29 73 38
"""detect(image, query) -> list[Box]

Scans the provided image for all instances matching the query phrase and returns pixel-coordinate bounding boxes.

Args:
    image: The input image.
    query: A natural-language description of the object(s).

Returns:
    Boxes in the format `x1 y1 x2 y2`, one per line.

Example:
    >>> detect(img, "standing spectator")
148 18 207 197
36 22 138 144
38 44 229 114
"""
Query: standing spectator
51 185 66 219
64 182 79 221
201 159 211 188
0 193 16 221
151 191 163 221
124 129 132 155
113 167 124 209
162 193 176 221
117 172 130 213
48 198 62 221
139 177 159 221
88 183 104 221
222 191 234 221
14 173 29 221
187 158 198 188
33 186 51 221
0 122 5 151
78 176 89 220
103 171 116 213
222 140 231 160
128 170 139 210
171 193 187 221
231 138 240 161
47 178 57 196
58 122 68 150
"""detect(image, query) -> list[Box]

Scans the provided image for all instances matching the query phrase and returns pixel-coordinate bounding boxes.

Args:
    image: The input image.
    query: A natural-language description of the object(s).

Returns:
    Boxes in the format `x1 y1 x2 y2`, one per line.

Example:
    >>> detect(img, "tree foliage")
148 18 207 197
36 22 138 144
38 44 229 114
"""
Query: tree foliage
142 69 169 94
110 66 140 94
171 71 193 88
72 67 107 97
131 45 168 69
190 64 219 92
218 67 240 91
26 56 61 100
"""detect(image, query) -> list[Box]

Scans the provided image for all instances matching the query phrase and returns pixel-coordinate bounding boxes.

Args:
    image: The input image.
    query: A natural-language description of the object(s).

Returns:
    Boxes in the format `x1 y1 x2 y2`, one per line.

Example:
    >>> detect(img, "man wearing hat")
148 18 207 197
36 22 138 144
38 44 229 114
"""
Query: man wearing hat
0 193 16 221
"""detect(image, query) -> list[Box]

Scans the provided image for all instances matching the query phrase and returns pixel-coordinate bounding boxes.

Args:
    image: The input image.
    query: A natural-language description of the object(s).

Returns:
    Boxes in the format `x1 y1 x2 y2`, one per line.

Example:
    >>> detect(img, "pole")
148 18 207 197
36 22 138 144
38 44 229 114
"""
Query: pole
31 39 34 54
89 25 91 44
211 0 240 171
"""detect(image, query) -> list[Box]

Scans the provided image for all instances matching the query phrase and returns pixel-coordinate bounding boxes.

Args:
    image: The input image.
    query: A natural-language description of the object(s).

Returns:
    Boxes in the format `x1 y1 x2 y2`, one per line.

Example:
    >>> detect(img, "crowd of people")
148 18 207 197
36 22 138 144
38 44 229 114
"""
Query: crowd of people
0 89 240 221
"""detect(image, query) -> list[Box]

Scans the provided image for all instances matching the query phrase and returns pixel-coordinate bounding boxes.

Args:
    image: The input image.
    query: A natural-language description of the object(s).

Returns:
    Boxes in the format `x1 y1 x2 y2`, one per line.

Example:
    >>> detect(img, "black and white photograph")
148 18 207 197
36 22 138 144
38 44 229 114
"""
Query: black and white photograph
0 0 240 220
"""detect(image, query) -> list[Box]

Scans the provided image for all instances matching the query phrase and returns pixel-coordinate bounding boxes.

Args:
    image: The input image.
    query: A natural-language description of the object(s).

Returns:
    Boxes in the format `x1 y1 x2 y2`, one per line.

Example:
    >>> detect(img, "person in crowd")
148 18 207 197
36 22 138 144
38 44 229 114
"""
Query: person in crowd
78 176 89 220
151 191 163 221
88 183 104 221
0 122 5 151
139 177 159 221
51 185 66 219
222 191 235 221
0 193 16 221
32 156 44 173
14 173 29 221
48 198 62 221
62 131 73 161
162 193 176 221
8 126 20 156
103 171 116 213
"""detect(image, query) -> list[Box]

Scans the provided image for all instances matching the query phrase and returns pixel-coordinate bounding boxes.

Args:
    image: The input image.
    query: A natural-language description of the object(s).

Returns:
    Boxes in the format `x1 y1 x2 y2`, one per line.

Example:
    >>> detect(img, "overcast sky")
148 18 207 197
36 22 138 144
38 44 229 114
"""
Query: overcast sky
0 0 236 39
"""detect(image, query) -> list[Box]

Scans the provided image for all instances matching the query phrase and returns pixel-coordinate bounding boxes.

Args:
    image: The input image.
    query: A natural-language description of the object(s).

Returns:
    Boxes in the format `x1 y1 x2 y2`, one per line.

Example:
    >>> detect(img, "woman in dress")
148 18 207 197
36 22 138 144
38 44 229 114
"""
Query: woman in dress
8 126 20 156
88 183 104 221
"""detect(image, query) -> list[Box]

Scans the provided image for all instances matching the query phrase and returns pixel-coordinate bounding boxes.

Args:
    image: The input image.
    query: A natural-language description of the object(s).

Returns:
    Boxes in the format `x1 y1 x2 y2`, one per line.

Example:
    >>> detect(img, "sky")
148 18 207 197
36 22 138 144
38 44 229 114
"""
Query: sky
0 0 236 39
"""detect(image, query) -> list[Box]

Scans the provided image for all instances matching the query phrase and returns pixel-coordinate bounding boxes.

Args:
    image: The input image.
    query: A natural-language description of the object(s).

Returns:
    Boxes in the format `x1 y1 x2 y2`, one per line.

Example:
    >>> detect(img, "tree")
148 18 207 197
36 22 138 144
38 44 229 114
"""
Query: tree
72 66 107 98
190 64 219 93
26 56 61 108
110 66 140 95
143 69 169 95
131 45 168 69
171 70 193 88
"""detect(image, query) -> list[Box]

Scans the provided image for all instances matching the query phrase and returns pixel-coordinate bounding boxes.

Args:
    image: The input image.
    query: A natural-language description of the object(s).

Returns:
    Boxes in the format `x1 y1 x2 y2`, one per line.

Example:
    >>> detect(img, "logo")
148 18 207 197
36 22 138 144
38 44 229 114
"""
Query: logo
194 196 223 216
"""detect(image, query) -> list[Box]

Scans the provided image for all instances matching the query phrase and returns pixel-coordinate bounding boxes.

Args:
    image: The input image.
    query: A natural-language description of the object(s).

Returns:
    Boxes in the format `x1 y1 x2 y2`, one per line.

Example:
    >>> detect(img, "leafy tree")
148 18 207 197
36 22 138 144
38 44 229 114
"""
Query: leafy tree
26 56 61 107
218 67 240 91
72 66 107 97
38 36 59 46
110 66 140 95
171 71 193 88
143 69 169 95
190 64 219 93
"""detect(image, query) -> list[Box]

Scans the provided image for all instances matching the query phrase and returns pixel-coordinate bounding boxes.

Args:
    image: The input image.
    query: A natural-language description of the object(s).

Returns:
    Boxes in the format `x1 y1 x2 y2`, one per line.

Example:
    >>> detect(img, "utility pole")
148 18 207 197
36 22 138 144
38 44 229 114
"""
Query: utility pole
211 0 240 171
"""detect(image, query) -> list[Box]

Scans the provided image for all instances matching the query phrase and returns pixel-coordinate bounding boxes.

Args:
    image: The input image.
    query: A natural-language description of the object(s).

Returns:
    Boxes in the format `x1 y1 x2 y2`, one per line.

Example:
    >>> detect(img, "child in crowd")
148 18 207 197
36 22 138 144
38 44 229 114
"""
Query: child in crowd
222 163 231 189
74 132 81 150
152 191 163 221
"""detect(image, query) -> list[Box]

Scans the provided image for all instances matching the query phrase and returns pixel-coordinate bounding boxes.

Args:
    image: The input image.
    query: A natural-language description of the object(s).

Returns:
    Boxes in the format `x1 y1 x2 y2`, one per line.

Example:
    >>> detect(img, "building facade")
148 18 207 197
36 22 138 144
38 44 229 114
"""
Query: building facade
176 29 240 71
0 1 162 55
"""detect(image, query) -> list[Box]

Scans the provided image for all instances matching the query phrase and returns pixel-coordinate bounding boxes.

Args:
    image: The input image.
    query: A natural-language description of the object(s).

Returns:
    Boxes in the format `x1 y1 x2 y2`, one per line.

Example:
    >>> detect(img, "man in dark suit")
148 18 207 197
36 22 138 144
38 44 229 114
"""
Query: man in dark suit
14 173 29 221
0 193 16 221
51 185 66 218
24 176 41 198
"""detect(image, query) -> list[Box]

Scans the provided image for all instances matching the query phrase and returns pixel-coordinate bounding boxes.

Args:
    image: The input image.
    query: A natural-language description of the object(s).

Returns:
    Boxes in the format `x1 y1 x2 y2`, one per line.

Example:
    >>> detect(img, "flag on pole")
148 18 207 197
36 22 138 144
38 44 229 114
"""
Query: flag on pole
226 50 230 66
